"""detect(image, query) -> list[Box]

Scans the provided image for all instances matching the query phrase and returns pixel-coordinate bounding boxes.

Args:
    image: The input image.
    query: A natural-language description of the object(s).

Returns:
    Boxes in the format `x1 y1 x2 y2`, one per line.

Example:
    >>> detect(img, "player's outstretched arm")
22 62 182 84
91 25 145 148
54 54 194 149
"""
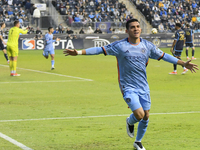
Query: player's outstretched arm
63 47 104 56
177 60 199 73
63 49 86 56
162 53 198 73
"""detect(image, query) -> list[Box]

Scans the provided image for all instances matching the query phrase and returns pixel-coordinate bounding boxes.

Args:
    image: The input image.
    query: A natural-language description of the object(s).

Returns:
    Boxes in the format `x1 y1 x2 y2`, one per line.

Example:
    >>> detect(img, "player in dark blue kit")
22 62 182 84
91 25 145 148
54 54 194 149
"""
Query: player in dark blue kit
185 24 196 60
170 23 188 75
64 19 198 150
0 23 9 64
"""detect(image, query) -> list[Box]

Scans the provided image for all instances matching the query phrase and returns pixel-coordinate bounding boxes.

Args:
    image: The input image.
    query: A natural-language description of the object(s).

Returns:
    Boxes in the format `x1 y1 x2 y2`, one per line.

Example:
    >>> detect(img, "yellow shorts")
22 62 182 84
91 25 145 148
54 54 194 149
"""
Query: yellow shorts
7 46 18 57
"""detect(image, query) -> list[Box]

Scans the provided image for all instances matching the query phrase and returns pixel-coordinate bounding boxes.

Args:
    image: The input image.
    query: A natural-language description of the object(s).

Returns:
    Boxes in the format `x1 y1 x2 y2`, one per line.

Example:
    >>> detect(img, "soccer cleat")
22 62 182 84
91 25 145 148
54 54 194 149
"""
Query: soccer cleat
192 57 196 60
134 142 146 150
126 117 134 138
169 71 177 75
11 73 21 76
7 60 10 64
181 69 188 75
51 67 55 70
187 57 190 60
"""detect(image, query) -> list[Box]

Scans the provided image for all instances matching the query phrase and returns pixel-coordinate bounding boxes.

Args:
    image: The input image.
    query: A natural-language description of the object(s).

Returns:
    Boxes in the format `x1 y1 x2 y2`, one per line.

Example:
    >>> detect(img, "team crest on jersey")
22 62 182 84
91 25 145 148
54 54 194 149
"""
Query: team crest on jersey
126 98 131 103
141 48 146 54
22 40 35 49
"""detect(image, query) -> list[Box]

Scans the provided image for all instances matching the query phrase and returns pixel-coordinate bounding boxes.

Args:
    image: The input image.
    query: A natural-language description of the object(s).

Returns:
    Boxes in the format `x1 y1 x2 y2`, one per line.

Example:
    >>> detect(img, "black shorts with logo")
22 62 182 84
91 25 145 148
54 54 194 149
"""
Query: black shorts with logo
186 43 194 48
173 51 182 57
0 42 5 50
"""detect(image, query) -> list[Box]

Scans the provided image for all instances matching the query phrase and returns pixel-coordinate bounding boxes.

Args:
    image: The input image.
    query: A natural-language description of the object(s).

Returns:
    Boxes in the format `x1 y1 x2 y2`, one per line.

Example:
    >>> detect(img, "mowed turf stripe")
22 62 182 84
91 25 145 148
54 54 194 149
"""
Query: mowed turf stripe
0 64 93 81
0 80 91 84
0 132 33 150
0 111 199 123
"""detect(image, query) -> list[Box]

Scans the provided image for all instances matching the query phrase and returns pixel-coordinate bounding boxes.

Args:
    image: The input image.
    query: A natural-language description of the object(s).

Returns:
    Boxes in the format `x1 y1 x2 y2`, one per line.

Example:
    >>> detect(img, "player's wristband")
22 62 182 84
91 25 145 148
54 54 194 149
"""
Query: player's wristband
77 50 82 55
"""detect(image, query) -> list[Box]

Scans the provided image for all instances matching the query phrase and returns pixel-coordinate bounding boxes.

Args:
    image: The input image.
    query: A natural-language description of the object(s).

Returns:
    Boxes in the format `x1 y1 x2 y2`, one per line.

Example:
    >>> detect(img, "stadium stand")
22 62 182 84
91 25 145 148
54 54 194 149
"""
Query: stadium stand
52 0 134 32
132 0 200 33
0 0 30 28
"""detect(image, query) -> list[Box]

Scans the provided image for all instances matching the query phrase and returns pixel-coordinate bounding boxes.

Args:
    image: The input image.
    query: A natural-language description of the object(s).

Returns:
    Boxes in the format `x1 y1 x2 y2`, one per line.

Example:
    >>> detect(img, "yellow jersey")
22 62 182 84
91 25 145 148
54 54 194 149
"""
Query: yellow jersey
7 27 28 47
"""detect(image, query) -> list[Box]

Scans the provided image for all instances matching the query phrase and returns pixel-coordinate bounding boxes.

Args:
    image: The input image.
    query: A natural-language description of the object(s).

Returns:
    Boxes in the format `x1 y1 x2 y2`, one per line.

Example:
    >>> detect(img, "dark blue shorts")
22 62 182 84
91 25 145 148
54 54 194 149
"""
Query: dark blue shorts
0 42 5 50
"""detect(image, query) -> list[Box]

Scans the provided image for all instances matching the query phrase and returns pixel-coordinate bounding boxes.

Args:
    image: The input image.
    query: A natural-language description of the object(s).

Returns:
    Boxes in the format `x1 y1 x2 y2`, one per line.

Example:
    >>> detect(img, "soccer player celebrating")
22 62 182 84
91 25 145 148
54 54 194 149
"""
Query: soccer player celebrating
185 24 196 60
0 22 9 64
43 27 60 70
7 21 28 76
169 23 188 75
63 19 198 150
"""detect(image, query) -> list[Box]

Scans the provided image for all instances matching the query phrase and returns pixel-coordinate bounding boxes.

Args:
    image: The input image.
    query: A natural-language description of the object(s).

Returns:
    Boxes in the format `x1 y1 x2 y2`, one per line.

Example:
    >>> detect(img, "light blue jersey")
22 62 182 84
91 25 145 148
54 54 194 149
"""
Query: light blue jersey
44 33 56 55
102 38 164 95
85 37 178 111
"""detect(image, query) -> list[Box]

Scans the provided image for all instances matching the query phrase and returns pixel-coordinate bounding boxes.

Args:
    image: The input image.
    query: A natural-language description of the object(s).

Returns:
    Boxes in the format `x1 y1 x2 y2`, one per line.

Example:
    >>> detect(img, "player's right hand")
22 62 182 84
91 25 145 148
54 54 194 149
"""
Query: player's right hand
56 38 60 41
63 49 78 56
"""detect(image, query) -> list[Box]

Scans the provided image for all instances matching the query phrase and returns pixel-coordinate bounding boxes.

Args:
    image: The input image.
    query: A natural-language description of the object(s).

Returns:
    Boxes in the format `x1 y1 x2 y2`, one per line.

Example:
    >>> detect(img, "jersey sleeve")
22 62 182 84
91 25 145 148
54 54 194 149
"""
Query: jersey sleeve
45 34 55 44
102 42 119 56
149 43 165 60
174 31 178 40
19 29 28 34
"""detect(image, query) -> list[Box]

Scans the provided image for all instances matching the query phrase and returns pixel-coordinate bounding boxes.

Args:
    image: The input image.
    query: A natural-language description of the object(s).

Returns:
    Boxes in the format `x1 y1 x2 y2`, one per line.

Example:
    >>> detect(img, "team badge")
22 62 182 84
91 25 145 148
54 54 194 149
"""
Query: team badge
141 48 146 54
126 98 131 103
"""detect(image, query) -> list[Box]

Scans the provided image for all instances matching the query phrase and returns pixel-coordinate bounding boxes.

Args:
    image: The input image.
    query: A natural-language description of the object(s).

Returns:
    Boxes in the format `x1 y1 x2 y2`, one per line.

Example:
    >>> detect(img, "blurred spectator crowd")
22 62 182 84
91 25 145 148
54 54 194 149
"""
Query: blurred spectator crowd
0 0 42 31
53 0 134 28
132 0 200 33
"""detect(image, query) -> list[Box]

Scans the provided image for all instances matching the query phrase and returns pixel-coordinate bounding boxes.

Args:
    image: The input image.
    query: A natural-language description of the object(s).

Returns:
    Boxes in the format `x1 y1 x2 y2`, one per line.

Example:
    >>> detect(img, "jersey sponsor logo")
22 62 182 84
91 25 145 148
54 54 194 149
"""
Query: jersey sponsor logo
93 39 110 47
22 40 35 49
124 55 146 62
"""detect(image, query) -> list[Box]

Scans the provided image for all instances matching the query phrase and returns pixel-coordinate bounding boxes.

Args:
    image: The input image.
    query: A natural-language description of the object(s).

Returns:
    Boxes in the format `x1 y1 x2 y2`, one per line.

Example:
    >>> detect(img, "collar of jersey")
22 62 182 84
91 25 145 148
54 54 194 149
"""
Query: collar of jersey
128 37 141 46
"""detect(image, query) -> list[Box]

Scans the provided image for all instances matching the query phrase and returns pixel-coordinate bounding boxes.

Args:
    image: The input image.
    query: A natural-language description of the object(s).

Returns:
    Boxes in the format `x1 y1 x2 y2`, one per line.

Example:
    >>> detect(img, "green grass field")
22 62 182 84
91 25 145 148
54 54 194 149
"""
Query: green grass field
0 48 200 150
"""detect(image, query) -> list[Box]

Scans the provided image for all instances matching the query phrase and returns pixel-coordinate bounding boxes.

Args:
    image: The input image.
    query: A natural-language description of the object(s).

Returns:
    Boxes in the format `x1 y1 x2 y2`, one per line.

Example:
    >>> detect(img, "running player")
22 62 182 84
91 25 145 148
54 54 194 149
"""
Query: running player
0 22 9 64
63 19 198 150
169 23 188 75
43 27 60 70
7 20 28 76
185 24 196 60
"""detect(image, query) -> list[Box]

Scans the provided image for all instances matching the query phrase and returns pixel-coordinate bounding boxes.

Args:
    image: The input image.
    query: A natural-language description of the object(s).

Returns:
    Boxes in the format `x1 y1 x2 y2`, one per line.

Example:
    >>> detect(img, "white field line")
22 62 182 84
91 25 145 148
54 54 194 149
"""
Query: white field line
0 111 199 123
0 132 33 150
0 80 89 84
0 64 93 81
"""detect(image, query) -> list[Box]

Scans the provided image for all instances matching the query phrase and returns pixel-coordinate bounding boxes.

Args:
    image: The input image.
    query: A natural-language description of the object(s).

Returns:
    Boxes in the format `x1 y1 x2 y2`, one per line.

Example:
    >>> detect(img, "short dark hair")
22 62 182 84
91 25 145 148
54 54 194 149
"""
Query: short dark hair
48 27 53 32
14 20 19 26
175 23 181 27
126 19 140 30
186 24 190 27
0 22 5 27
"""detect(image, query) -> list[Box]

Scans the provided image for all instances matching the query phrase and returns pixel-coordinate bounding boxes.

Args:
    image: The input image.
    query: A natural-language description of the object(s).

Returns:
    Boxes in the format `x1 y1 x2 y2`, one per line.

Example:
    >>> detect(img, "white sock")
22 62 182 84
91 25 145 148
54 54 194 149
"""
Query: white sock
174 70 177 72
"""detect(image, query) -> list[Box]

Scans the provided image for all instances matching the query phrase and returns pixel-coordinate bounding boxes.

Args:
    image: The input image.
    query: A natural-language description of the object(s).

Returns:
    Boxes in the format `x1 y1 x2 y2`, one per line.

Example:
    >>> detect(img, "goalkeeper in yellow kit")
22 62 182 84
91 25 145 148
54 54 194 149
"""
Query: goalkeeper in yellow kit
7 21 28 76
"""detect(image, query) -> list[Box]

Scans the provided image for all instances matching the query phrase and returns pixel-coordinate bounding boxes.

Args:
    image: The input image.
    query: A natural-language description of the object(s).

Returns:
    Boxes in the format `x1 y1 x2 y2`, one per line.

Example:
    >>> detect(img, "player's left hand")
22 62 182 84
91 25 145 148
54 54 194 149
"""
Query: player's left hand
184 60 199 73
63 49 78 56
56 38 60 41
170 48 174 54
